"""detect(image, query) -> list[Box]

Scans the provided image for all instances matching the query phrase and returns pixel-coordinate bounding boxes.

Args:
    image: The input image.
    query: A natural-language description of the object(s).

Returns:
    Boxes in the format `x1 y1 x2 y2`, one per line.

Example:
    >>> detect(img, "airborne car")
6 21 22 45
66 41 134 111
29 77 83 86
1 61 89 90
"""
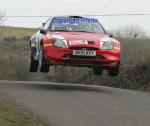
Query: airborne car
29 16 121 76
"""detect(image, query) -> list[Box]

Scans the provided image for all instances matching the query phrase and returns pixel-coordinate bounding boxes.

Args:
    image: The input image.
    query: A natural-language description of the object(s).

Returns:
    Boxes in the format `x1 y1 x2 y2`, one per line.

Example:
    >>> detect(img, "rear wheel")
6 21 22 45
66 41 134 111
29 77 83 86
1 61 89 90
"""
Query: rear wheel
29 47 39 72
39 45 49 73
108 64 120 77
93 67 103 76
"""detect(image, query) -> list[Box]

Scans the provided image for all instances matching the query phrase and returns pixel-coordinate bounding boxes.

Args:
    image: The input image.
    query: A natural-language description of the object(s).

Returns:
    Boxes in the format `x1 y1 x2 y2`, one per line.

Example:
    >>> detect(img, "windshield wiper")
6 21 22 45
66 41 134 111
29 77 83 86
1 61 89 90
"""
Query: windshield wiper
51 30 96 33
51 30 70 32
76 30 95 33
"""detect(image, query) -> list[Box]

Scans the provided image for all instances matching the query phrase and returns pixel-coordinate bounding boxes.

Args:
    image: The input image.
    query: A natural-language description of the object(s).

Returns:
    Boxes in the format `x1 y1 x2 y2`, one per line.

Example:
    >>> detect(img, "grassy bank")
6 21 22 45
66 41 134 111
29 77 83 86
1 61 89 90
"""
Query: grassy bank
0 102 43 126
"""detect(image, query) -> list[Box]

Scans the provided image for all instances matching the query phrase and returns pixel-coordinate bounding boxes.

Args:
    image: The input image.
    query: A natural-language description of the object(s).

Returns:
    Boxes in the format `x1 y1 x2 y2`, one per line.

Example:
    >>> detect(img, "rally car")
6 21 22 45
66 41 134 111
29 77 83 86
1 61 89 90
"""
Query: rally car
29 16 121 76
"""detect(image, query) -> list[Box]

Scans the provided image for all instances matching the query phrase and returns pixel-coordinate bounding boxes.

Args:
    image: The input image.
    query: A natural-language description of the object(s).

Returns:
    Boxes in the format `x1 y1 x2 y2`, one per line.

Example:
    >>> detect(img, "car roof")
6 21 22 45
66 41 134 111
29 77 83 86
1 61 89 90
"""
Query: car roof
51 15 97 19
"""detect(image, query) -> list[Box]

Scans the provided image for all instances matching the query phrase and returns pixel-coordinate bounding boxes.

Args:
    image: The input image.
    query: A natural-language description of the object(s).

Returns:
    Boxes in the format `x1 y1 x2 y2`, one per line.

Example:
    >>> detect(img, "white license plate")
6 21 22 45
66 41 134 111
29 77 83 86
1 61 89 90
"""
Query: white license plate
73 50 96 56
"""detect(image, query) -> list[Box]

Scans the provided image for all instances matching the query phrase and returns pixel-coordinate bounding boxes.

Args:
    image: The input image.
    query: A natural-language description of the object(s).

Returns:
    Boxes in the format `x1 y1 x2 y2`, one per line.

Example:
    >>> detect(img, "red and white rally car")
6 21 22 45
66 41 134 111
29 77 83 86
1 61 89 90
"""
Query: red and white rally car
29 16 121 76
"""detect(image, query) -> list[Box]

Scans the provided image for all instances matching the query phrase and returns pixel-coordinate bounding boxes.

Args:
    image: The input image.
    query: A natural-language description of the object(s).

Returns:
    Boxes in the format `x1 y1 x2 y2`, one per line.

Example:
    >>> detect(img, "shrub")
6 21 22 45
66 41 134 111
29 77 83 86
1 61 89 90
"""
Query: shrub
3 36 17 43
21 36 31 41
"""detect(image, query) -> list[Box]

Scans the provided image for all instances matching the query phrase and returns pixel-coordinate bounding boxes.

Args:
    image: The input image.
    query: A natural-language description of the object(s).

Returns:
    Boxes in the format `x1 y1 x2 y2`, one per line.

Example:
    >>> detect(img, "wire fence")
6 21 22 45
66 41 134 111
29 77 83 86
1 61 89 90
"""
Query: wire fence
2 13 150 18
1 13 150 34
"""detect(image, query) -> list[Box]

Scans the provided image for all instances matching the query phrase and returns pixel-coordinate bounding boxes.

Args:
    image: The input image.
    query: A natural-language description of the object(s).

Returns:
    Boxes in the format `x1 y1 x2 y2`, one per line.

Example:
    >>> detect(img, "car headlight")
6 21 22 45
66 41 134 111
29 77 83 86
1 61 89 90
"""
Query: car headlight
101 41 114 50
53 38 67 48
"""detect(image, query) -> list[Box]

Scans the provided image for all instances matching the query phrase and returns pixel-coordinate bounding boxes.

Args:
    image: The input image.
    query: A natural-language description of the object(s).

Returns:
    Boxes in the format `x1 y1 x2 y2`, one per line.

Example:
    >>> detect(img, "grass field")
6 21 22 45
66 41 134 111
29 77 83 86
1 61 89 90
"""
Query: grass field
0 101 43 126
0 26 150 92
0 26 37 39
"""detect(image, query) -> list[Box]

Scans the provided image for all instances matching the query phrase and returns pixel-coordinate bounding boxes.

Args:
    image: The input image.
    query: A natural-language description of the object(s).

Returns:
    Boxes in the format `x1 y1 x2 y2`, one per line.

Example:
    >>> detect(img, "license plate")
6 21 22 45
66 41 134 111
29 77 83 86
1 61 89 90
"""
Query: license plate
73 50 96 56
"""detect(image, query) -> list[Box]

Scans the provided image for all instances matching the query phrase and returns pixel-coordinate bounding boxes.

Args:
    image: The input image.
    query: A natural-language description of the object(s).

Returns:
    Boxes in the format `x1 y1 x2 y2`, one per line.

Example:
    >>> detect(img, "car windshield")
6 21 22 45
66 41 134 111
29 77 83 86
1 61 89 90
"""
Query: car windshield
50 17 106 34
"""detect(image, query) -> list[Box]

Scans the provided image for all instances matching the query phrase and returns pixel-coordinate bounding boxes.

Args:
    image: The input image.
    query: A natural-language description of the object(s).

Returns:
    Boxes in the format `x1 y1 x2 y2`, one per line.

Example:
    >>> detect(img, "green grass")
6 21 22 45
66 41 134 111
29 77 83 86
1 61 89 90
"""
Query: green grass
0 102 43 126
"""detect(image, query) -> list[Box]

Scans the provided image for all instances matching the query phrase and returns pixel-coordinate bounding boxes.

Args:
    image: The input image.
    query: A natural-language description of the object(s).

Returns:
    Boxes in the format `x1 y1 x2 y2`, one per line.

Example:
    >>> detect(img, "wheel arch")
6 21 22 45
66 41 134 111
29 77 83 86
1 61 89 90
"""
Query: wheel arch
40 39 44 46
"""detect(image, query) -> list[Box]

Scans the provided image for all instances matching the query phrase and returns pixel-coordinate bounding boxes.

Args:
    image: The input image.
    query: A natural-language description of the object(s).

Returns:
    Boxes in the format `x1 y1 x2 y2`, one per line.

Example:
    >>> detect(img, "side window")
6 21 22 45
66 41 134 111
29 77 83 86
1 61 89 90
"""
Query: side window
42 18 52 30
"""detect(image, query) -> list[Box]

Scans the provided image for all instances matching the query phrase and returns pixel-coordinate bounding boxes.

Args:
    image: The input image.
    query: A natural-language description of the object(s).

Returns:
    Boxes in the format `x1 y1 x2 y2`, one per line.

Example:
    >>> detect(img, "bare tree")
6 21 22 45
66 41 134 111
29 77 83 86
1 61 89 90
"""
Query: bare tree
111 24 147 39
0 11 5 25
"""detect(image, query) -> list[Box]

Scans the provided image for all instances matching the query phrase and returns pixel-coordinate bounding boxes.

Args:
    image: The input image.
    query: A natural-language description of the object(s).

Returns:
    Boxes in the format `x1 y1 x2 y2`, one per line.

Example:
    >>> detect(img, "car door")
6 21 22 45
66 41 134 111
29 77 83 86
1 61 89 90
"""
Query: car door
31 18 52 55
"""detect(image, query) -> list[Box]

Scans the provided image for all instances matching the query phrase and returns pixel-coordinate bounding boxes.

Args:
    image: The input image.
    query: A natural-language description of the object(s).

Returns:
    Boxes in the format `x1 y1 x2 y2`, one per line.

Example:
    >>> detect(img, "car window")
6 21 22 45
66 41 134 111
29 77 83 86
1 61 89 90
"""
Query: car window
50 17 106 34
43 18 52 30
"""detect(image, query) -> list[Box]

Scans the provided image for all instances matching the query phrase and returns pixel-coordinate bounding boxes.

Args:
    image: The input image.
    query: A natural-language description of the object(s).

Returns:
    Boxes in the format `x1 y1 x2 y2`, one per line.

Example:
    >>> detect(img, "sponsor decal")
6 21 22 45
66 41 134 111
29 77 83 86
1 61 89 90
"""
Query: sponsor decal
43 43 53 47
69 40 88 45
31 43 36 47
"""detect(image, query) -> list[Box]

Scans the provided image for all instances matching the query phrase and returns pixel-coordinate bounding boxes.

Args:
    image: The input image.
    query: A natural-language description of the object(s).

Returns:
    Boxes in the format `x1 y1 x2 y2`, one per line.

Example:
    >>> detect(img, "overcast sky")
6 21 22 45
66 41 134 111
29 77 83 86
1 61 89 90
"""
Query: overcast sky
0 0 150 33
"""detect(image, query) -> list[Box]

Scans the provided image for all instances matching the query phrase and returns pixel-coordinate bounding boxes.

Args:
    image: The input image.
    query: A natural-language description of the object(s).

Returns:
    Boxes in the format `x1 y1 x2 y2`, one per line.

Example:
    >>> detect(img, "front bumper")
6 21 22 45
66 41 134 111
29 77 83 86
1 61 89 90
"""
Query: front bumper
44 47 121 67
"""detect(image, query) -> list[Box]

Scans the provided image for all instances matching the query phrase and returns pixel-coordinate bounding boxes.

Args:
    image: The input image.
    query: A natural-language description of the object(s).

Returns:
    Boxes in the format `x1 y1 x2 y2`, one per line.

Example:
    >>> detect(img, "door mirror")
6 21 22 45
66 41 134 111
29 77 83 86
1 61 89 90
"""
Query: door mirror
42 23 45 28
40 29 47 35
108 33 113 37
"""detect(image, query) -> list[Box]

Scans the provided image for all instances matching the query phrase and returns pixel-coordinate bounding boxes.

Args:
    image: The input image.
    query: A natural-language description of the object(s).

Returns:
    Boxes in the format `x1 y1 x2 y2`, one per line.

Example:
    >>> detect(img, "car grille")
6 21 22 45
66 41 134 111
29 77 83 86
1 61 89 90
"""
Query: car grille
64 55 104 59
63 60 103 66
87 41 95 44
70 47 98 50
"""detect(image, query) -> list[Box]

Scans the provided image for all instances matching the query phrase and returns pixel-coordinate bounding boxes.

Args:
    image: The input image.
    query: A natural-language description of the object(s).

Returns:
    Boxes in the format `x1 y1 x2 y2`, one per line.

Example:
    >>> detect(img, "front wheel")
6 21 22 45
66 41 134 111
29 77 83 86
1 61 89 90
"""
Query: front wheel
29 47 39 72
39 45 49 73
93 67 103 76
108 64 120 77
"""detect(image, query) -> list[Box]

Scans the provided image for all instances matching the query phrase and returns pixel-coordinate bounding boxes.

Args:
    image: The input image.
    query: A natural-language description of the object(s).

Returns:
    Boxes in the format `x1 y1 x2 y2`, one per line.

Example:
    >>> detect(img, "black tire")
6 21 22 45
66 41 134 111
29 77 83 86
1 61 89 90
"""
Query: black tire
108 65 120 77
29 47 39 72
39 45 49 73
93 67 103 76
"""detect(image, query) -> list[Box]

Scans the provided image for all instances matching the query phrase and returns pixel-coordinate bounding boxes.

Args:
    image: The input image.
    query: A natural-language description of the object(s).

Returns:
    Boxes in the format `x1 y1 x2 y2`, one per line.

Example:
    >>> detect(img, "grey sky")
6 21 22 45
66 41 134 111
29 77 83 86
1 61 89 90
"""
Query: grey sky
0 0 150 33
